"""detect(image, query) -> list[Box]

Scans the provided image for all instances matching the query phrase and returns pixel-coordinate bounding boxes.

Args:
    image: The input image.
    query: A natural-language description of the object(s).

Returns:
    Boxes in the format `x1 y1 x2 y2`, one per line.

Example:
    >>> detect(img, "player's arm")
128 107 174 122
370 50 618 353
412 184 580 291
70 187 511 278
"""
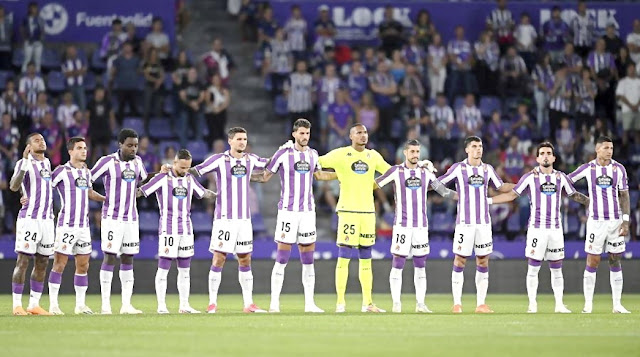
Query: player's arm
138 173 165 198
188 167 200 177
488 190 518 204
430 179 458 201
250 169 270 183
10 145 31 192
567 163 589 184
89 189 106 202
497 182 515 193
314 170 337 181
203 189 217 199
490 172 529 204
568 192 589 206
619 190 630 236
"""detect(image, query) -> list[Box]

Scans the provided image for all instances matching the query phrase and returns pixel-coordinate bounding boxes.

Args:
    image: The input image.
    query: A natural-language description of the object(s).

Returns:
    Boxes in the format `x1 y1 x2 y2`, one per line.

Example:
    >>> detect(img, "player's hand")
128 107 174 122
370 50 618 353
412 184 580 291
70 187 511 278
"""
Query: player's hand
22 144 31 159
619 221 629 236
279 140 294 150
417 159 437 173
20 195 28 206
160 164 171 173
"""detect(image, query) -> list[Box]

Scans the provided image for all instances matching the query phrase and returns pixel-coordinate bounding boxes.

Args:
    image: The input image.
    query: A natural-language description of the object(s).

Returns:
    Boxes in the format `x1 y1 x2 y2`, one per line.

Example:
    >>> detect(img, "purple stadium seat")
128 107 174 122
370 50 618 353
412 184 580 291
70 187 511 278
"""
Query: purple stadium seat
264 75 273 92
453 96 465 111
83 72 97 91
122 117 145 135
186 140 209 162
479 96 501 117
91 50 106 72
47 71 66 93
0 70 13 91
158 140 180 157
164 72 174 91
42 48 61 71
274 94 288 116
191 212 213 233
148 118 175 140
11 48 24 69
139 211 160 232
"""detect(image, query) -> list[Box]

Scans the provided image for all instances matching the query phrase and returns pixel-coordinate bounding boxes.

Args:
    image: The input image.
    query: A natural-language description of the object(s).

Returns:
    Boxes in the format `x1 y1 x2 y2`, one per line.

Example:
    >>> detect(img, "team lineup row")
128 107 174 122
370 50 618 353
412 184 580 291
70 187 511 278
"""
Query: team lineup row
8 119 631 315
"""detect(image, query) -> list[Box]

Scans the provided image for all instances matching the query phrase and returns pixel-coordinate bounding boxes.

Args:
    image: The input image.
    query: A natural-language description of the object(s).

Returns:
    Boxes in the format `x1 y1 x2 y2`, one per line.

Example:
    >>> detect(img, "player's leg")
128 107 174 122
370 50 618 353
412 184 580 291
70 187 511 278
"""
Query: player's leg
73 254 92 314
270 243 291 312
389 254 405 313
299 243 322 312
583 219 603 314
238 252 265 313
358 214 380 312
208 221 236 313
605 220 628 313
119 222 141 313
11 253 30 315
335 244 352 312
27 253 50 314
100 253 118 314
177 235 197 313
412 227 430 313
474 225 493 313
451 225 472 312
155 257 172 314
525 228 545 313
207 251 226 313
526 259 541 313
549 260 569 313
48 252 69 314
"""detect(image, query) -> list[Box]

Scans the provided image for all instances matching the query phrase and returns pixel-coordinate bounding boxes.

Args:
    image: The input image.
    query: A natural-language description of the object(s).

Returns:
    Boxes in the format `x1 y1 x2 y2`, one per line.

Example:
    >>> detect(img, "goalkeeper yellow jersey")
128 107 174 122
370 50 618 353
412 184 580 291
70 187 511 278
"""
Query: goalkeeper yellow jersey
318 146 391 213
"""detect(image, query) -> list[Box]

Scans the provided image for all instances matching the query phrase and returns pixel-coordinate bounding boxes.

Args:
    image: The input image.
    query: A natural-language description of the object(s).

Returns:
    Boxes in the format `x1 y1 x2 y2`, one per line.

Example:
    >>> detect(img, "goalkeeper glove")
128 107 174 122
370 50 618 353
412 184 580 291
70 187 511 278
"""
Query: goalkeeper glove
417 159 437 173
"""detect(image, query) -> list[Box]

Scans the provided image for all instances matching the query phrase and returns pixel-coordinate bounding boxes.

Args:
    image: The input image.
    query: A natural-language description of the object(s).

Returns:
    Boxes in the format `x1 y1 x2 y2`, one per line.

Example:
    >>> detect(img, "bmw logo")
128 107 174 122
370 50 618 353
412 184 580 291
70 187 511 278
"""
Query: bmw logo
40 3 68 35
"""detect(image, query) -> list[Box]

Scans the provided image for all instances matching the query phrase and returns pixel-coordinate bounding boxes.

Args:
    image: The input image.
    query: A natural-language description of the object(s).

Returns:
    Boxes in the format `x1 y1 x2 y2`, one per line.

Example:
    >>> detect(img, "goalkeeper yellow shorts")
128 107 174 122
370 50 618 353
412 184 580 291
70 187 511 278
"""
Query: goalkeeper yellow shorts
336 212 376 247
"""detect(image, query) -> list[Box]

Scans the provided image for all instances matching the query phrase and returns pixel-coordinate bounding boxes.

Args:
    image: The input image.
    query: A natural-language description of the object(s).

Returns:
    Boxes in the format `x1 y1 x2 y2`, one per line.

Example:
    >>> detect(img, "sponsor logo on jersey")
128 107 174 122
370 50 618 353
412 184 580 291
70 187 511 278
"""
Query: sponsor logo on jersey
77 242 90 248
475 242 493 249
121 168 136 182
122 242 140 248
236 241 252 246
351 160 369 174
540 182 557 196
607 241 624 247
179 245 194 251
172 186 188 199
41 243 54 248
596 175 613 189
40 168 51 181
468 174 484 188
231 164 247 178
297 231 316 237
294 160 310 174
412 243 429 249
359 233 375 239
546 247 564 253
405 176 422 190
75 177 89 190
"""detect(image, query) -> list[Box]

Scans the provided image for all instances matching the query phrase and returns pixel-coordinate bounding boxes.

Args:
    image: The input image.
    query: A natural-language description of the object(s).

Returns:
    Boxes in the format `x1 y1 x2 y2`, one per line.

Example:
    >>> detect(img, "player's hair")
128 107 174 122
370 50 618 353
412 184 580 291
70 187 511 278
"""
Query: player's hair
535 141 555 157
404 139 421 149
26 132 41 144
67 136 86 151
596 136 613 145
464 136 482 148
176 149 192 160
293 118 311 131
227 127 247 139
118 128 138 144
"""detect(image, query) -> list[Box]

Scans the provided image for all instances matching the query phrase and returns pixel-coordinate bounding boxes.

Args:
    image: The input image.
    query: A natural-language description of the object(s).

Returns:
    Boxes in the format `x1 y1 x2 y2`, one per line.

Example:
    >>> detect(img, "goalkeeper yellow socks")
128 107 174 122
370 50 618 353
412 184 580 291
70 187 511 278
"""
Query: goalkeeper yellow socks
359 258 373 306
335 257 350 305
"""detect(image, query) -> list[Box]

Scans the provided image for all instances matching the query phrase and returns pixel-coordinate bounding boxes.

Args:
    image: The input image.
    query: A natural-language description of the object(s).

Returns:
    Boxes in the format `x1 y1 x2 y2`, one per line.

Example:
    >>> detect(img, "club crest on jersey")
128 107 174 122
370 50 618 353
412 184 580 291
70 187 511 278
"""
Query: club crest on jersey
231 163 247 178
75 177 89 190
164 247 170 254
173 186 188 199
121 168 136 182
468 174 484 188
596 175 613 189
405 176 422 190
540 182 557 195
351 160 369 174
395 245 400 251
39 168 51 181
294 160 310 174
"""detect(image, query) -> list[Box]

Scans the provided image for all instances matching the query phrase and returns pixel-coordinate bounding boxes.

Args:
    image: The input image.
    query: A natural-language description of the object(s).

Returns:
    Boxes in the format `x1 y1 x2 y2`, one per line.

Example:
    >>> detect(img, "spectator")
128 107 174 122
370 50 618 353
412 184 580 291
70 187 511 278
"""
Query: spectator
327 88 354 149
627 19 640 65
498 46 528 99
485 110 510 151
511 103 534 153
284 60 314 130
30 91 51 127
574 67 597 131
414 9 436 48
238 0 258 42
0 79 19 123
56 91 79 130
616 63 640 145
368 61 397 141
0 164 6 232
395 128 428 164
317 63 341 143
427 33 447 100
486 0 514 53
0 6 12 70
588 38 617 121
18 62 45 125
389 50 406 83
284 5 307 60
447 25 475 104
201 38 235 86
172 50 192 86
356 92 380 143
264 27 292 97
548 66 572 140
345 60 367 105
379 6 405 57
62 45 87 110
137 136 160 174
144 17 171 68
0 112 19 162
310 41 336 74
258 7 278 46
204 73 230 144
457 93 483 137
87 86 115 163
532 52 553 129
66 110 88 140
400 64 424 101
474 30 500 96
571 0 596 59
161 145 176 166
542 6 571 64
404 94 429 141
35 111 62 166
428 93 455 160
111 42 141 123
500 135 525 183
340 49 361 77
177 67 205 146
403 35 426 68
21 2 44 73
312 5 336 56
556 117 576 165
603 23 624 59
616 46 634 78
591 117 612 141
125 22 142 56
100 19 127 72
362 47 377 73
559 43 583 83
514 12 536 71
142 48 165 130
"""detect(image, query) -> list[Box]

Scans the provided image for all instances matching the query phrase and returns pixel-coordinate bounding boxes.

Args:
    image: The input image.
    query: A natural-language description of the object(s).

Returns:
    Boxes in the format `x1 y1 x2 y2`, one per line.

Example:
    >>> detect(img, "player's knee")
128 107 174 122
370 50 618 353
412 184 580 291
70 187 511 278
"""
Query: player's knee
608 253 621 267
34 254 49 270
338 245 353 259
103 253 117 265
476 255 489 267
120 254 134 265
392 255 406 270
586 254 600 268
358 246 372 260
213 252 227 267
177 257 191 269
15 254 30 270
275 247 292 264
76 261 89 274
454 255 467 267
413 255 427 269
237 253 251 266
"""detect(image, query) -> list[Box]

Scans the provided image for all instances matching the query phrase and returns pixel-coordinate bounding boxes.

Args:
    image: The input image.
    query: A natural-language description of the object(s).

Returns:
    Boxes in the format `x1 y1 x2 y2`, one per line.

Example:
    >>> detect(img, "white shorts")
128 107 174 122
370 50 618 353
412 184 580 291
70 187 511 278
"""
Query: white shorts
55 226 92 256
585 218 625 255
209 219 253 255
159 234 195 258
15 218 55 256
274 210 317 245
525 228 565 261
101 218 140 255
391 226 430 257
452 224 493 257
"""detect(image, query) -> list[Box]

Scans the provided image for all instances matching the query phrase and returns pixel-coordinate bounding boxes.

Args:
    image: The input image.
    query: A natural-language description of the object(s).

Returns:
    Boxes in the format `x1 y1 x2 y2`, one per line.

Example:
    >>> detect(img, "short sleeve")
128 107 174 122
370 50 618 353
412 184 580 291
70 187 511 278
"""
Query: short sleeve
139 173 166 197
250 154 268 169
51 166 65 186
561 173 577 196
513 173 531 196
568 163 589 183
617 164 629 191
195 154 221 176
438 163 459 186
318 148 342 169
191 176 206 199
266 149 286 173
375 166 398 188
90 156 111 182
487 164 504 190
137 157 148 181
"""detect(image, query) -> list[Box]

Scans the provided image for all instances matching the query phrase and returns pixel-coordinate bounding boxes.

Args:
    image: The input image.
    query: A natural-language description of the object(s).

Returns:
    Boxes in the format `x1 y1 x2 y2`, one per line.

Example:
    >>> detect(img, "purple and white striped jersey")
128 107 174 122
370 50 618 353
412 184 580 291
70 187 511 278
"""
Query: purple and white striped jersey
569 159 628 221
195 151 268 220
52 162 92 228
266 147 320 212
513 167 576 229
438 160 504 225
90 152 148 222
376 164 439 228
140 171 206 236
12 154 54 220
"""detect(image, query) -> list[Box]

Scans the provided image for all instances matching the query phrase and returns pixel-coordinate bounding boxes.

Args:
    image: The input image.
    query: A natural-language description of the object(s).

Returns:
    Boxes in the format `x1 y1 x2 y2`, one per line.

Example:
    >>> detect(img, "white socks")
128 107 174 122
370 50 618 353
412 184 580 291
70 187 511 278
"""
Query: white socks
475 267 489 307
389 268 403 305
583 268 596 310
270 262 286 309
414 267 427 305
177 267 191 308
550 268 565 307
239 268 254 308
100 267 114 310
119 266 134 307
610 268 623 307
208 267 222 306
301 264 316 307
155 268 169 309
526 264 541 306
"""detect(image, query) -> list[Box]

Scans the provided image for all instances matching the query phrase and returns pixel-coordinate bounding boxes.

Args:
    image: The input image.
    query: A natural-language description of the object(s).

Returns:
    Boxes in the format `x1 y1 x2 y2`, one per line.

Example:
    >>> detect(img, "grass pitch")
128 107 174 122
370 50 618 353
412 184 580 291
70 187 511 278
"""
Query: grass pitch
2 294 639 356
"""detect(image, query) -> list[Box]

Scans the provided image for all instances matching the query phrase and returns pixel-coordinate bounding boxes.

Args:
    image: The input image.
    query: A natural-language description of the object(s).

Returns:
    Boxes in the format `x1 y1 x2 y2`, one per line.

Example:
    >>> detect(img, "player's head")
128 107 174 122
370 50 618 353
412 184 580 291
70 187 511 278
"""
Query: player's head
118 128 139 161
173 149 192 177
595 136 613 160
403 139 421 165
292 118 311 147
227 127 248 153
26 133 46 153
349 124 368 147
535 141 555 168
464 136 483 159
67 137 87 162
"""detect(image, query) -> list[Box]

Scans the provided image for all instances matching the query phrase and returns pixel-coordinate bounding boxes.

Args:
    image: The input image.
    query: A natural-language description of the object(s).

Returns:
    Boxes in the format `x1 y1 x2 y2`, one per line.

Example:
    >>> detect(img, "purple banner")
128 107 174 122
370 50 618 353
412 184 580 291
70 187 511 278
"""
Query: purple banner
270 1 638 45
0 239 638 260
0 0 175 43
